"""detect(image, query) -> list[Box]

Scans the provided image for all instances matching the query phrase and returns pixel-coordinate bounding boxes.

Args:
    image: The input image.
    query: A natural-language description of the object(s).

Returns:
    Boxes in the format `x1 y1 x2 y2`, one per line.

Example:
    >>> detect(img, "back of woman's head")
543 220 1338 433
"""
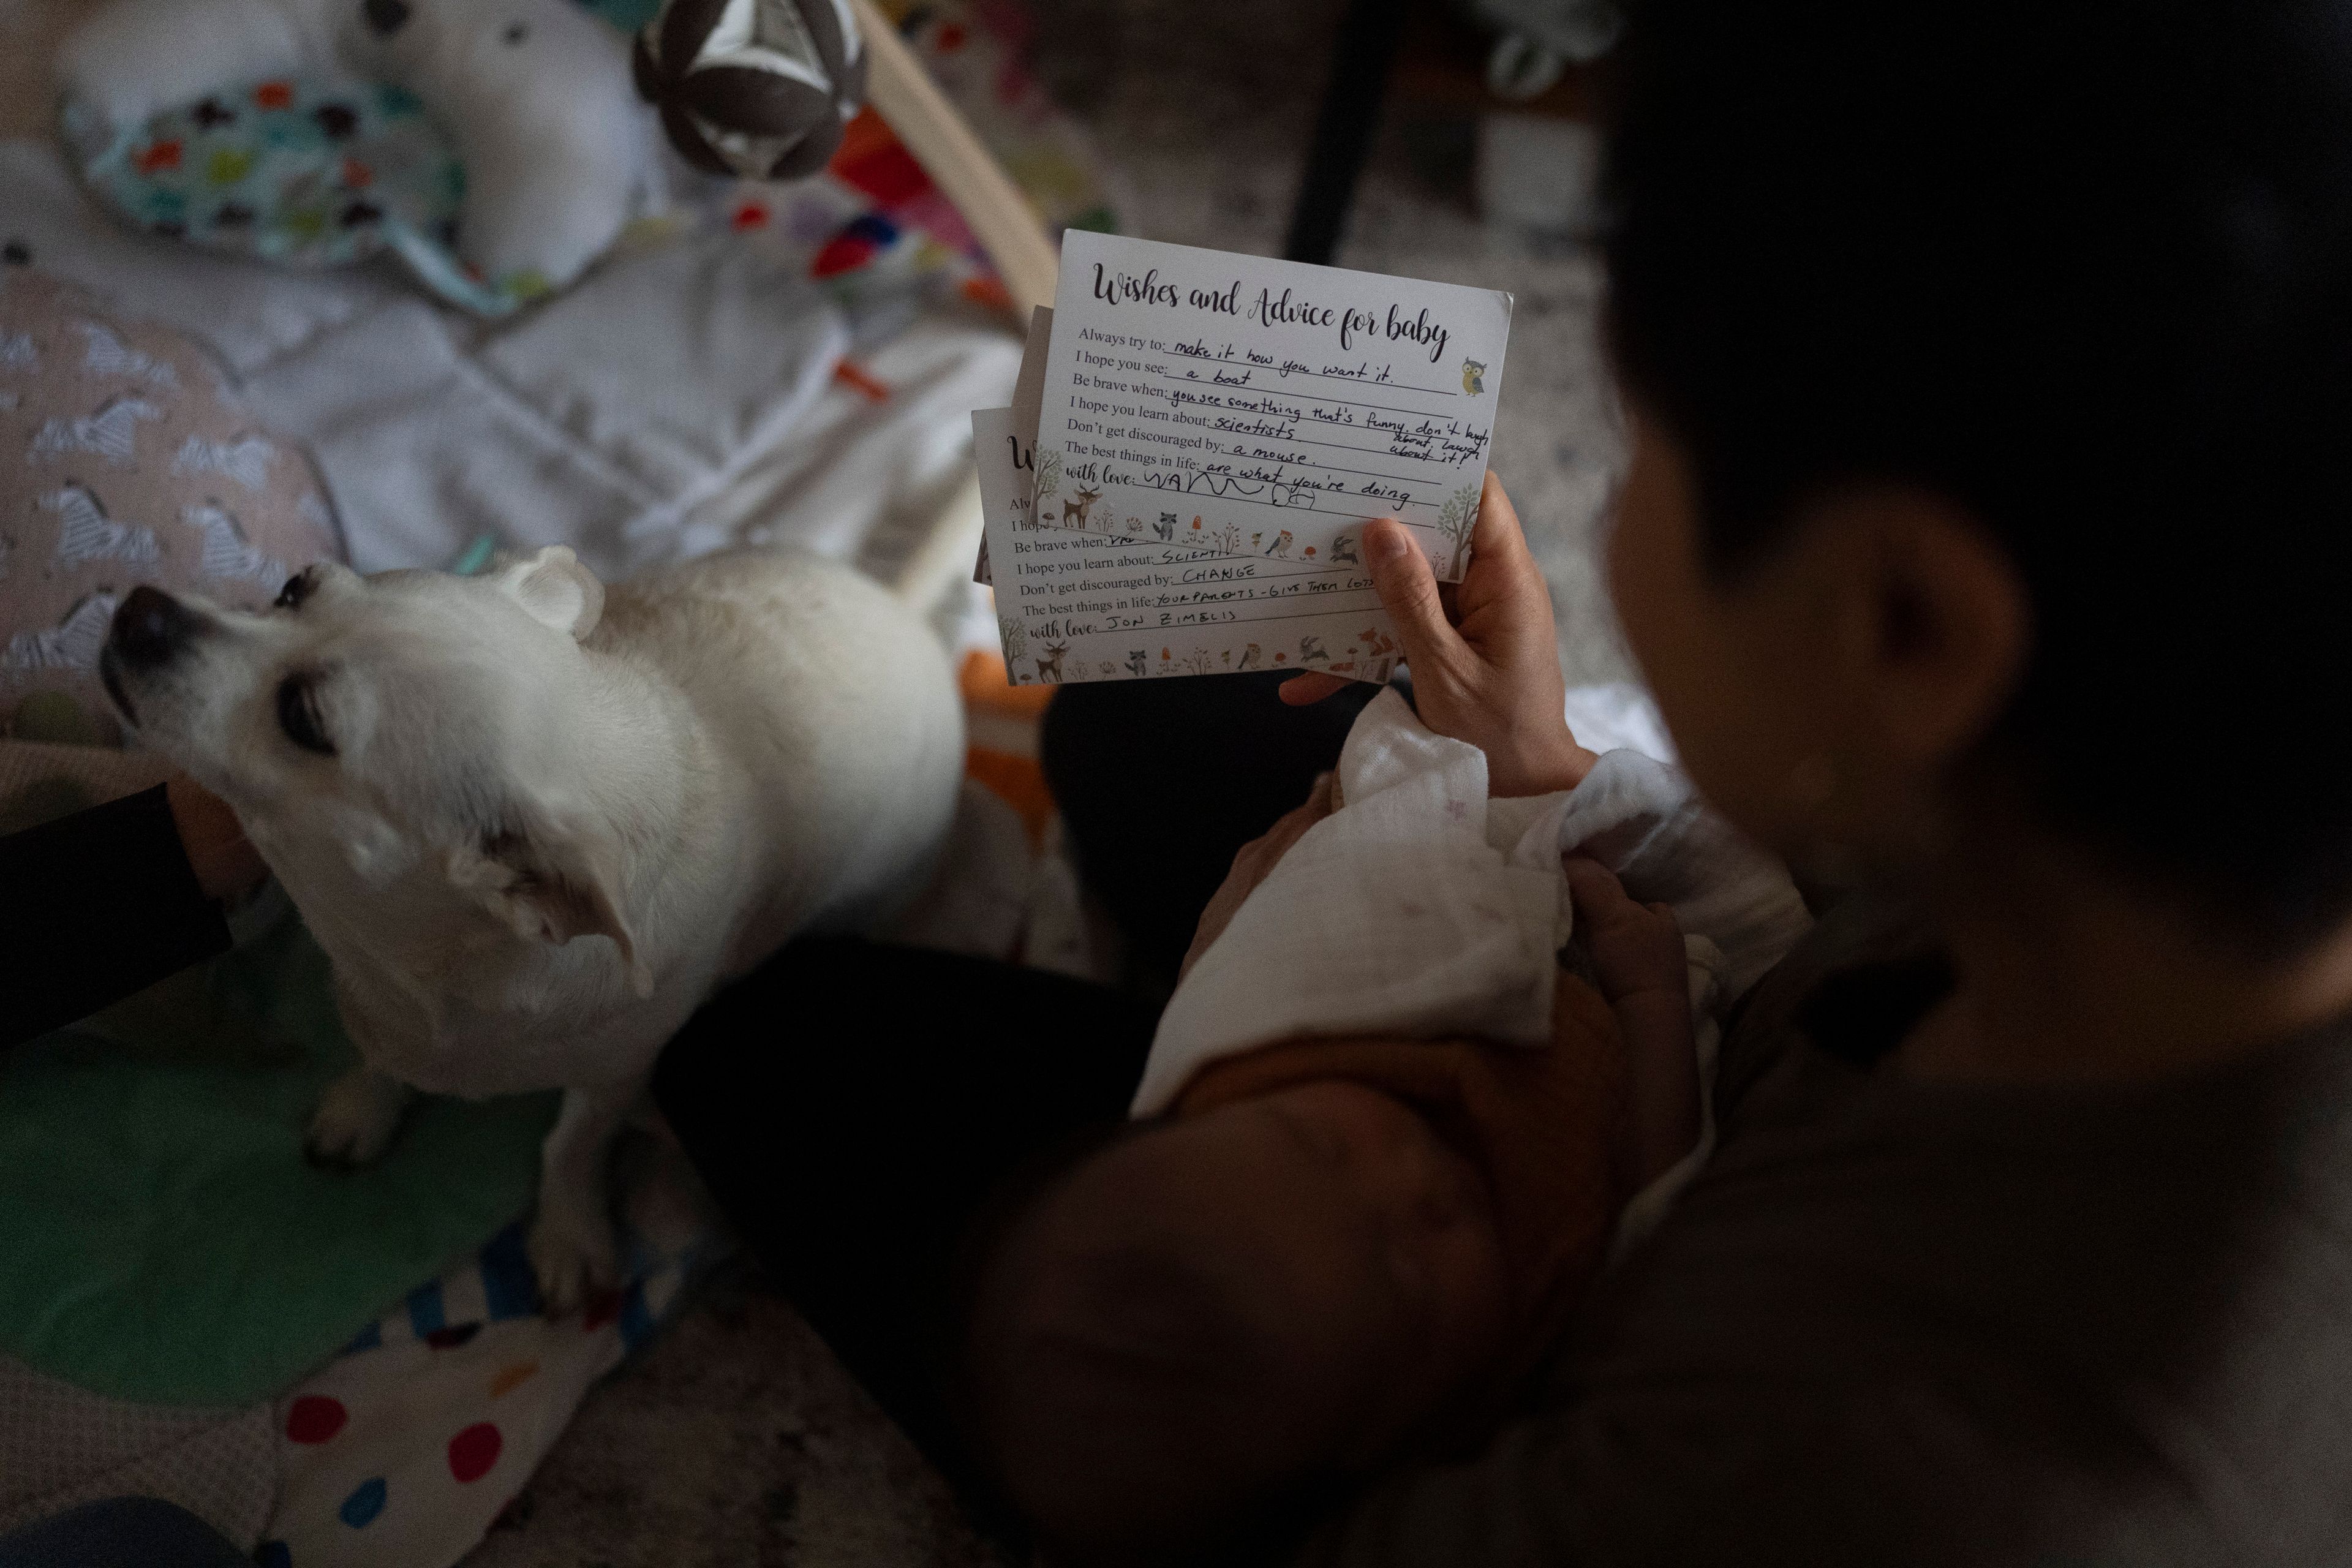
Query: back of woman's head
1606 0 2352 943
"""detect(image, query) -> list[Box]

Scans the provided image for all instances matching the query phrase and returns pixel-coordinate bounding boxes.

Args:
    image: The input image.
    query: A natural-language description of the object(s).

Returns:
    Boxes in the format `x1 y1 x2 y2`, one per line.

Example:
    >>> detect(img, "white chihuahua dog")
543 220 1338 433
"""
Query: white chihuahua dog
100 546 963 1308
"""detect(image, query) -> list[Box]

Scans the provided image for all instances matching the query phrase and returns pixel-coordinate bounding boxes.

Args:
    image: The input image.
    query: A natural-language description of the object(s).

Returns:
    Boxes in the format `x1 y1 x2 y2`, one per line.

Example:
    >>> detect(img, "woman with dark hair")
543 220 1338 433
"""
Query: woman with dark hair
1274 0 2352 1558
663 0 2352 1561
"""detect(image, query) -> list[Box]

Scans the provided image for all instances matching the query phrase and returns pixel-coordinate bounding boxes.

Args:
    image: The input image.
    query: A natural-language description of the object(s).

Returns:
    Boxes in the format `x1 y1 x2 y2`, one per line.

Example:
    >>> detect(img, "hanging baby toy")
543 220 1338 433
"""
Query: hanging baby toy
630 0 867 181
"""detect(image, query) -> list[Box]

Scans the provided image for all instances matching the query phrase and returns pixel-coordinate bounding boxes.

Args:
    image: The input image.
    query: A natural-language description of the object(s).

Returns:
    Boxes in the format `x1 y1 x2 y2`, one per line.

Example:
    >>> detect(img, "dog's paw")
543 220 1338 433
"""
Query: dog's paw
303 1068 409 1169
527 1202 619 1317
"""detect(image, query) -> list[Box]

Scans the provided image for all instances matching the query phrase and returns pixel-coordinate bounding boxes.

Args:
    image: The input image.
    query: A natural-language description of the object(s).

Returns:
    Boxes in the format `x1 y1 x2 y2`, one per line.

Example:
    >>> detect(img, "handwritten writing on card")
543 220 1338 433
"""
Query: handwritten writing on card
1037 232 1513 582
974 407 1400 687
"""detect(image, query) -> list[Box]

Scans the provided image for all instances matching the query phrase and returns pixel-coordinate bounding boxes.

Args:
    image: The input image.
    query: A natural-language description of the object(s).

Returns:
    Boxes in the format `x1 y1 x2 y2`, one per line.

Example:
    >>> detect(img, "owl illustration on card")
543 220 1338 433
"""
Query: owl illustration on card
1461 359 1487 395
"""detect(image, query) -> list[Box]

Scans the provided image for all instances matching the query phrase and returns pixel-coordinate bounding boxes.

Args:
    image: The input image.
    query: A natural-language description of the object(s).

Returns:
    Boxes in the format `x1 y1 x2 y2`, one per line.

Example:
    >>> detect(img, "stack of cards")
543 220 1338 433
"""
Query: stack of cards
973 232 1514 685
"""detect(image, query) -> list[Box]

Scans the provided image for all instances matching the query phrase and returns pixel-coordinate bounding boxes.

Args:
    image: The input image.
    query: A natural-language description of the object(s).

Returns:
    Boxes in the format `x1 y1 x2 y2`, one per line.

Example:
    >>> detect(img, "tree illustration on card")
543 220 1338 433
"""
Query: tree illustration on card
1434 481 1483 577
1031 446 1064 521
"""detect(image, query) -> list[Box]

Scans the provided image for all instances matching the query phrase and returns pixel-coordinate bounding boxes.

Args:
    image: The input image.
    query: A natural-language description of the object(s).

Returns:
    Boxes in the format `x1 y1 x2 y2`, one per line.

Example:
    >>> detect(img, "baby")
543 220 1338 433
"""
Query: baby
960 692 1812 1565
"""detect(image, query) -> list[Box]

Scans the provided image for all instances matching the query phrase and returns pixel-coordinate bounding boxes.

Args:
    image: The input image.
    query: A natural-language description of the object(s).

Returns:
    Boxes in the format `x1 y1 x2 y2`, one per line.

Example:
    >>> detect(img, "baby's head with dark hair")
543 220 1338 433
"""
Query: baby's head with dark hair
1604 0 2352 941
960 1081 1510 1565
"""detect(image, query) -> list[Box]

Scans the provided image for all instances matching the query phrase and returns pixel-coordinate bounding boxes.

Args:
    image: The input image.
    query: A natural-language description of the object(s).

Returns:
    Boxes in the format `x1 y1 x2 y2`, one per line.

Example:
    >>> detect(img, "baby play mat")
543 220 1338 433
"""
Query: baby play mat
0 901 558 1406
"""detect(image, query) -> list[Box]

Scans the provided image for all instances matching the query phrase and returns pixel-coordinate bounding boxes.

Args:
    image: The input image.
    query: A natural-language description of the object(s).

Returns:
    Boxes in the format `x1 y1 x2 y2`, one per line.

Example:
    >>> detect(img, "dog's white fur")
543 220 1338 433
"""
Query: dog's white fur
104 548 963 1308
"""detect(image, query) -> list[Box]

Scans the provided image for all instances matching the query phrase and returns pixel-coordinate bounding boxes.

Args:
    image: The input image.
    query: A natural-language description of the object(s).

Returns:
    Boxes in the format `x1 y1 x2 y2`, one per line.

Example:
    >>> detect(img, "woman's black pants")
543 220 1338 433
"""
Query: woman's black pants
652 673 1377 1517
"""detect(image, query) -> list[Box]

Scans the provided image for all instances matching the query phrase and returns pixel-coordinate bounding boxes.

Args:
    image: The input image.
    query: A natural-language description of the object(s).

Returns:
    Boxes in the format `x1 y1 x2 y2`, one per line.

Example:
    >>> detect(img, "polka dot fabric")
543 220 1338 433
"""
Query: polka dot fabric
445 1421 501 1483
284 1395 346 1445
265 1220 703 1567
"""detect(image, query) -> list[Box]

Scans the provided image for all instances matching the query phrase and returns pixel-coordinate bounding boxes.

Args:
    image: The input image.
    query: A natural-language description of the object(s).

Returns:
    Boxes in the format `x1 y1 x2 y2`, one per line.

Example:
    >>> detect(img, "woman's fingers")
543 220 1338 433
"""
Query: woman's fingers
1566 854 1687 1003
1563 853 1639 925
1363 519 1469 679
1449 472 1561 639
1278 671 1352 706
1468 469 1529 565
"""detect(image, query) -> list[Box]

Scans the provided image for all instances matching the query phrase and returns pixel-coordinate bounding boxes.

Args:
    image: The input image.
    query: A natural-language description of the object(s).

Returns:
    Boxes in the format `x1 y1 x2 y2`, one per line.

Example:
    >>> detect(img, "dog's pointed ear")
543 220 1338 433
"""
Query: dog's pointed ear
491 546 604 641
448 823 653 998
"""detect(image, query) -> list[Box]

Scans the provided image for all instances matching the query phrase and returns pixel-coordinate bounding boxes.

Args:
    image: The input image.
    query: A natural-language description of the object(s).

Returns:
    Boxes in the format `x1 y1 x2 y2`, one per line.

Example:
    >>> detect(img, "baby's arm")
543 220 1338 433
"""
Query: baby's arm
1564 855 1699 1186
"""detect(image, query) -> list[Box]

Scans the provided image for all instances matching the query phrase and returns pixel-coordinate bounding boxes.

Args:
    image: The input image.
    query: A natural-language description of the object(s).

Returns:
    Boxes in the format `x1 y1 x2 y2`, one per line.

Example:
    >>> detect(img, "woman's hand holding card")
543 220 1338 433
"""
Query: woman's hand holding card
1283 473 1598 798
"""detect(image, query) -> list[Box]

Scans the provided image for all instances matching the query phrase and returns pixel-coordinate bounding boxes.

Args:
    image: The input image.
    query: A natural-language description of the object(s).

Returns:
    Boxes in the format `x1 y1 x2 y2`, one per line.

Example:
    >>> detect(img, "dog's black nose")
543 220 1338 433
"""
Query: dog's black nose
108 585 205 669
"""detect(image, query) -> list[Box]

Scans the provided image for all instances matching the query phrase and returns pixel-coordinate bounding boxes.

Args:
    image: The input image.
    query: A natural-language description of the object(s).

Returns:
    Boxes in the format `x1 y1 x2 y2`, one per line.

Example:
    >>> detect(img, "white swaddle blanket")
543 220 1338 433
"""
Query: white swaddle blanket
1135 688 1816 1175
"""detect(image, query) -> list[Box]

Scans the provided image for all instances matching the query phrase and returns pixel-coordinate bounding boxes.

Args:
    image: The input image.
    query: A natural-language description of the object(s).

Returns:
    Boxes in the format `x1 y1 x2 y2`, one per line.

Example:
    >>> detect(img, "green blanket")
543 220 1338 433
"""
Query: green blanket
0 900 557 1405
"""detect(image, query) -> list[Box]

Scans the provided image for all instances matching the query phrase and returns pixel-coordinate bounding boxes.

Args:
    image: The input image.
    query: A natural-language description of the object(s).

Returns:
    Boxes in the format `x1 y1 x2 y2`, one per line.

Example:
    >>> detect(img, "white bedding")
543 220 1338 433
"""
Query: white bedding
0 137 1017 585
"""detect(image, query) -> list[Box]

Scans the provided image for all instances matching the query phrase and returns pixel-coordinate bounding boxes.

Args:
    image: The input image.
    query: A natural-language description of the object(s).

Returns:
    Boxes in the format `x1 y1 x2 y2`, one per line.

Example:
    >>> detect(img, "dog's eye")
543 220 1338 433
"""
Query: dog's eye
275 567 317 611
276 674 335 756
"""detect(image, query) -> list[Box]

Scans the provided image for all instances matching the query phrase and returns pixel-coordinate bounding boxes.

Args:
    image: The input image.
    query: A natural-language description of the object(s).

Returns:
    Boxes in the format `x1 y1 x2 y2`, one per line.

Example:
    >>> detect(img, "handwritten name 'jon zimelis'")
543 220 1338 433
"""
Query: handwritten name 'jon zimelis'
1090 263 1453 363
